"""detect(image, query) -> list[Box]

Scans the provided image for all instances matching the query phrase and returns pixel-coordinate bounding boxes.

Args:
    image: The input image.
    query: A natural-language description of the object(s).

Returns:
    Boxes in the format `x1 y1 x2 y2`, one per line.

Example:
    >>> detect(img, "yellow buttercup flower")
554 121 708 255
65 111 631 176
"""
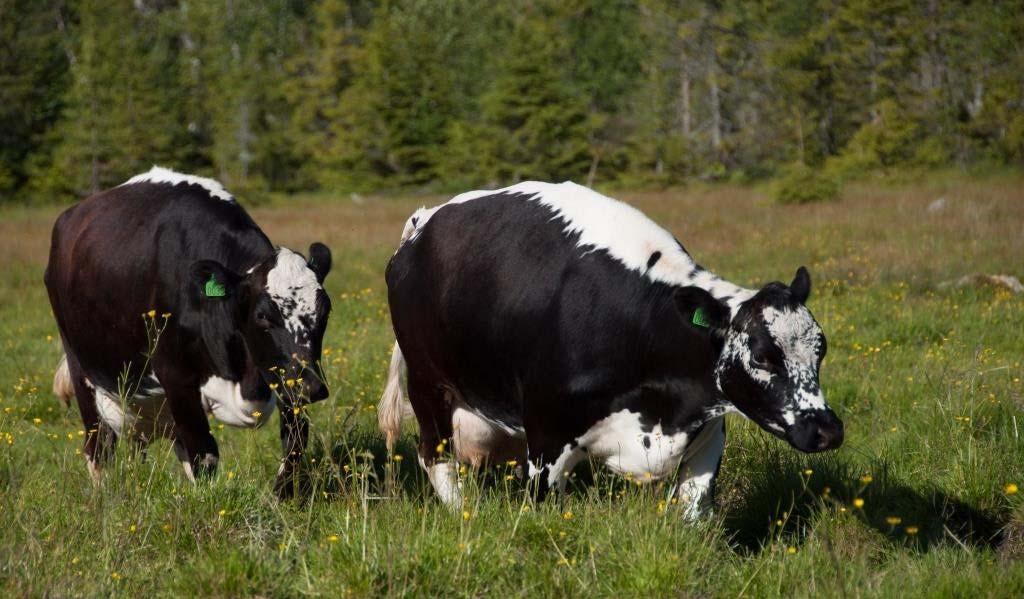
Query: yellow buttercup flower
885 516 902 526
853 498 865 508
905 526 919 535
1005 483 1019 495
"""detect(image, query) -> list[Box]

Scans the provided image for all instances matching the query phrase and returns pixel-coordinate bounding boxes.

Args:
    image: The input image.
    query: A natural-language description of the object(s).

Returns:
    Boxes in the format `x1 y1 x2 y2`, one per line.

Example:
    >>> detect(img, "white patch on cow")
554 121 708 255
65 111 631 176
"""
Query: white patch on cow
762 305 828 412
399 181 755 313
543 444 584 492
173 440 196 482
419 456 462 509
719 331 773 387
452 400 525 438
266 248 322 348
199 376 275 428
122 165 234 202
451 401 526 468
87 377 175 442
667 417 725 520
576 409 690 480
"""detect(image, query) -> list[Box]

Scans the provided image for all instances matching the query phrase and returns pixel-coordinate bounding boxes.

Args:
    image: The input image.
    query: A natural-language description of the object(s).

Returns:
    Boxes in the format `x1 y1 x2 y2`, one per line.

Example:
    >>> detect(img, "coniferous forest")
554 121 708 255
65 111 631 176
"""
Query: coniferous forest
2 0 1022 203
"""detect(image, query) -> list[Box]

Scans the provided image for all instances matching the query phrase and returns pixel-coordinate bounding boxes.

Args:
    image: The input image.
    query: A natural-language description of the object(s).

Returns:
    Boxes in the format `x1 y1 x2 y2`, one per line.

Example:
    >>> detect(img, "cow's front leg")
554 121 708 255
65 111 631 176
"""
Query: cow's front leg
526 437 583 503
164 383 219 480
670 417 725 521
274 401 310 500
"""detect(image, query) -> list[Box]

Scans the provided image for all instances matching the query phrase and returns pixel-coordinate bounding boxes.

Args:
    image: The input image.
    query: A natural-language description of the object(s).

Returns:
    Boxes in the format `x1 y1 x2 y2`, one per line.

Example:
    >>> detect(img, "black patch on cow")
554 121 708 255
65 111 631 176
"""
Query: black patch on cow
642 435 651 449
647 251 662 270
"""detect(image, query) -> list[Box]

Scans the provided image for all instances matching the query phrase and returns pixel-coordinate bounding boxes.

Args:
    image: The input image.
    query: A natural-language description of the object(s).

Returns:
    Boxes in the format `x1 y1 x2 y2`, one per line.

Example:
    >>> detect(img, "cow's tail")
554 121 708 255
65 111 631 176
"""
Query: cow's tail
378 340 413 452
53 353 75 408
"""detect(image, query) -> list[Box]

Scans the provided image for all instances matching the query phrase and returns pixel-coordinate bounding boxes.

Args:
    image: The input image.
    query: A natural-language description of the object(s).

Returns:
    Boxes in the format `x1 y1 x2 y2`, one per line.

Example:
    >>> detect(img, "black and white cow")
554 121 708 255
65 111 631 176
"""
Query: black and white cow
45 166 333 497
379 181 843 517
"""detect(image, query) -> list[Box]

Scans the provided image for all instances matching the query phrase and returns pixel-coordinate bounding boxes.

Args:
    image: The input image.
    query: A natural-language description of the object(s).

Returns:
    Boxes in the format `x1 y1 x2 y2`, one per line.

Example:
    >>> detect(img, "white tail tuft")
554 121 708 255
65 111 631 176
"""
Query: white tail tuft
53 354 75 408
378 341 414 451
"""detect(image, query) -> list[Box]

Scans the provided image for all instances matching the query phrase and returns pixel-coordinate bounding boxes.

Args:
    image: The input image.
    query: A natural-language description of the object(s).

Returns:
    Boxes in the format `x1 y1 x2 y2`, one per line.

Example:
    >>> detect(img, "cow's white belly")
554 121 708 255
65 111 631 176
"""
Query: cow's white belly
451 402 526 467
578 409 689 480
89 378 175 442
89 375 274 441
200 376 275 428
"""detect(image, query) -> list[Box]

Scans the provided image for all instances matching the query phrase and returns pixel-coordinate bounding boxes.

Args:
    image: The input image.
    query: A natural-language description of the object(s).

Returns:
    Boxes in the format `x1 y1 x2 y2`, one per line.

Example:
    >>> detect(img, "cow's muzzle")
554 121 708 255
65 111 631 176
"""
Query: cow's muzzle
785 409 844 453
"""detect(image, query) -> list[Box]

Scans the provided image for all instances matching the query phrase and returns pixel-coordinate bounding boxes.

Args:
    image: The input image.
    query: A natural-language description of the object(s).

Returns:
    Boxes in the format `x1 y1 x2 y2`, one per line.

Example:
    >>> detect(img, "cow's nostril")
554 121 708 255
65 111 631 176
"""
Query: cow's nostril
815 426 844 450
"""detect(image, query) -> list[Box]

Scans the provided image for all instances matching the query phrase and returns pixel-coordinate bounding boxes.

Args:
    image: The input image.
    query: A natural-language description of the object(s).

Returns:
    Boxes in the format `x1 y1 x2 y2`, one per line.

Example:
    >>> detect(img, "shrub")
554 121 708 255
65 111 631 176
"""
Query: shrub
772 163 840 204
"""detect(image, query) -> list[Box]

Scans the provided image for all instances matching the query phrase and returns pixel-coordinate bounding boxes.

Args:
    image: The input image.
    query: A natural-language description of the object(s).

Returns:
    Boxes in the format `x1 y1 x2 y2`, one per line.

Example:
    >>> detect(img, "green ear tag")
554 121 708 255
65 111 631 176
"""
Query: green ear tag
692 307 710 328
204 275 226 298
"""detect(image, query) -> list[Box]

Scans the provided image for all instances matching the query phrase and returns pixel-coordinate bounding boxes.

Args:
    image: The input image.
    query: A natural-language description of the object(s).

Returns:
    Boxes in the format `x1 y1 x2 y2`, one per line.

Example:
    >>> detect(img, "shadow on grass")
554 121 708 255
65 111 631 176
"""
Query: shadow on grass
719 446 1007 555
293 428 1010 559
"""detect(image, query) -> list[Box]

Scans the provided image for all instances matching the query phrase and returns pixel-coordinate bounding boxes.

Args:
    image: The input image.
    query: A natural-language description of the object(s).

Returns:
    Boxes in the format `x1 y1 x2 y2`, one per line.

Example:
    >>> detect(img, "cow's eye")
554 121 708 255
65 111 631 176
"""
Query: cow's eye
254 311 271 328
750 352 776 372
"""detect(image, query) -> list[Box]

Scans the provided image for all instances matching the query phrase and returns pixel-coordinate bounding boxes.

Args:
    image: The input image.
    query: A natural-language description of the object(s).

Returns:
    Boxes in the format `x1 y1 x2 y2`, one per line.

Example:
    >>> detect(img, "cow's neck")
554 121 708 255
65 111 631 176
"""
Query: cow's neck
677 264 755 317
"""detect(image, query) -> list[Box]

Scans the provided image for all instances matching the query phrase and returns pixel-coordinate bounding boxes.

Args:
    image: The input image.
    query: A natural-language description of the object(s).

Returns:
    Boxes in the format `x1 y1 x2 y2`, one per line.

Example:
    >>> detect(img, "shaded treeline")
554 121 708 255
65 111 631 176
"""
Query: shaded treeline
1 0 1022 202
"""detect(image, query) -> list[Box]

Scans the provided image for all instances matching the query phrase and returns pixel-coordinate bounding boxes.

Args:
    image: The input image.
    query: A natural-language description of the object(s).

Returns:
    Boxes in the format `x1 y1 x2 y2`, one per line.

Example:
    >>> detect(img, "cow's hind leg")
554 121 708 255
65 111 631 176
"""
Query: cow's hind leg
64 352 117 484
408 373 460 509
670 417 725 521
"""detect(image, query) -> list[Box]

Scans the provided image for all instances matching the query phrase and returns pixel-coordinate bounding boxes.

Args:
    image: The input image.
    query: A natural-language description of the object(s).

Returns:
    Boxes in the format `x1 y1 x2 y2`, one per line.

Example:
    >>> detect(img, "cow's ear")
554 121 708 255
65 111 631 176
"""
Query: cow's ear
189 260 240 302
307 242 332 284
790 266 811 304
674 286 730 334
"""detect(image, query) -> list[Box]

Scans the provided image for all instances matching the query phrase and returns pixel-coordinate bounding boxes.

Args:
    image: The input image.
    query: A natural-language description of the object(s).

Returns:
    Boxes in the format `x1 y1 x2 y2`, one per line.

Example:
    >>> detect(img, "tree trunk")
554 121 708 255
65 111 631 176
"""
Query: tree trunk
679 56 692 138
709 63 722 151
586 150 601 188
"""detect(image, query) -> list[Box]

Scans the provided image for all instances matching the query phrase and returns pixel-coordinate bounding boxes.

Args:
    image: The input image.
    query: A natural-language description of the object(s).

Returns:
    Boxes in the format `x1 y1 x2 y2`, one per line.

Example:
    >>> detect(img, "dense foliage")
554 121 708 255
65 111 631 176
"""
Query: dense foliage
2 0 1022 201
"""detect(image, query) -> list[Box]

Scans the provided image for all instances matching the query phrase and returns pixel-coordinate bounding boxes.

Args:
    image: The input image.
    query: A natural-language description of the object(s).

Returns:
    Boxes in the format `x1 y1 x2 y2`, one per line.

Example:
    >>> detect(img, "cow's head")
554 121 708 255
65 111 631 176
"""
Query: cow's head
682 267 843 453
188 243 333 405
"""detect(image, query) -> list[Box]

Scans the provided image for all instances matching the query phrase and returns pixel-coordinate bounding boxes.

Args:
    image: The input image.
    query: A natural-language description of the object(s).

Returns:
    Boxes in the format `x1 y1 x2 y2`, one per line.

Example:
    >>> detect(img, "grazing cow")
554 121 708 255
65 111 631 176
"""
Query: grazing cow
45 166 333 497
379 181 843 517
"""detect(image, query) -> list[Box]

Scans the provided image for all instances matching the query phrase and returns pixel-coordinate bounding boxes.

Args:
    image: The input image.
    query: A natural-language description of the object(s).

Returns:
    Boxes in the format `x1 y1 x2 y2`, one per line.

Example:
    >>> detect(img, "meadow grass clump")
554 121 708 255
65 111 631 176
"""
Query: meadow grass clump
772 163 841 205
0 174 1022 596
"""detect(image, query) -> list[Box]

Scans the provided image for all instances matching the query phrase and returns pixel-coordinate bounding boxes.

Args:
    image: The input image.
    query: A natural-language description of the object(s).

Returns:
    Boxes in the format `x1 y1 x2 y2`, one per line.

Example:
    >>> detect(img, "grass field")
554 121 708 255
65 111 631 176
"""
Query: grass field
2 173 1023 597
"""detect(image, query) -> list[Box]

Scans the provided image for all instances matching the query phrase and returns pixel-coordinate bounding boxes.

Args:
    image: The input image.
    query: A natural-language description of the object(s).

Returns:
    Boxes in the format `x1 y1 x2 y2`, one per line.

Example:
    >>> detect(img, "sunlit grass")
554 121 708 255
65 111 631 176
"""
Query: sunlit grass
1 173 1023 595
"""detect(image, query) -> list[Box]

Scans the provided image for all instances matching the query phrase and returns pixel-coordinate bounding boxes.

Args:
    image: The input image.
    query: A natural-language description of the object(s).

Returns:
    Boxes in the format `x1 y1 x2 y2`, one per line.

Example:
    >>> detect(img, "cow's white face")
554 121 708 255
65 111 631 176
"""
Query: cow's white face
243 245 333 404
714 267 843 453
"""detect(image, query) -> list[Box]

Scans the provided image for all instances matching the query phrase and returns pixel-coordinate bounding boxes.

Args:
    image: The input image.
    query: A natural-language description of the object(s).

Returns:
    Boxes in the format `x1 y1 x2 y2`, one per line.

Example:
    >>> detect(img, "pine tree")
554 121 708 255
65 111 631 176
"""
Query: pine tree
444 3 596 186
0 0 70 200
37 0 184 198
